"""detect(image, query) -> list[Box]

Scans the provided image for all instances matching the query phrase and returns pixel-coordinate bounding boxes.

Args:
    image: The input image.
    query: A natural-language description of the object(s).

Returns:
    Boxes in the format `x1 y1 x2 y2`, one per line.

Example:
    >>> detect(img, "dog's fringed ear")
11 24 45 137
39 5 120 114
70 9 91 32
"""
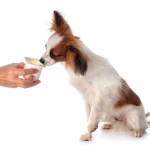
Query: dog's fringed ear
50 11 73 36
66 45 88 75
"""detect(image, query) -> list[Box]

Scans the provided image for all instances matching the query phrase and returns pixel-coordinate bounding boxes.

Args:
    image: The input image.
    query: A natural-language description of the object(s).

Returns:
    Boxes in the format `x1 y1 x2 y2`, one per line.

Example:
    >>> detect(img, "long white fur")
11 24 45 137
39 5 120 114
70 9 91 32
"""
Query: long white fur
41 35 148 140
40 12 149 141
67 40 148 140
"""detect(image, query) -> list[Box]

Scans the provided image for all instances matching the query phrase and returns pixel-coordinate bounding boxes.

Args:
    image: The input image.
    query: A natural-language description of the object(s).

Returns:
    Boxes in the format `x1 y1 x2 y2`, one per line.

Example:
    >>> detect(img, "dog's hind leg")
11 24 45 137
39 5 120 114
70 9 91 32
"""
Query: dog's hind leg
125 105 148 137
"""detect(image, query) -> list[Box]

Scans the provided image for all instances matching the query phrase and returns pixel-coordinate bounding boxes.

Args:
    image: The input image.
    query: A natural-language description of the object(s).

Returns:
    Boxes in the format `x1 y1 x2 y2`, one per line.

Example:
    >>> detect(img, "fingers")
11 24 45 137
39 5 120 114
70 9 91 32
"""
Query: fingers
23 68 38 75
13 68 38 76
22 78 41 88
16 62 25 68
24 80 41 88
23 75 34 87
4 76 41 88
0 62 41 88
13 75 37 88
15 75 34 88
9 67 39 88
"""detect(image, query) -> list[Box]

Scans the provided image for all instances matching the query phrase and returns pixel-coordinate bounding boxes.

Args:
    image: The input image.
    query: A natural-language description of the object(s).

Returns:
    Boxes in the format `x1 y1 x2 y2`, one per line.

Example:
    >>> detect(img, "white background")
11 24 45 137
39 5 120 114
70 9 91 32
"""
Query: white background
0 0 150 150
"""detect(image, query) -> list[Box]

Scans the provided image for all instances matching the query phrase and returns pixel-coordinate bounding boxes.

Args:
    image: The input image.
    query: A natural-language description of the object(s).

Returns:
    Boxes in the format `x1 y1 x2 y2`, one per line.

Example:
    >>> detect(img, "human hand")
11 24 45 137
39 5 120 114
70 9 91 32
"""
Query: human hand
0 62 40 88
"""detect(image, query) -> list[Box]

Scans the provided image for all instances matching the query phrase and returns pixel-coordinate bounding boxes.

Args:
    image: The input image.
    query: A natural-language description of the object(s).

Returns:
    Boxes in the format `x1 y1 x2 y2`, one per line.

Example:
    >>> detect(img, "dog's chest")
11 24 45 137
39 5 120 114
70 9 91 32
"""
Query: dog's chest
70 75 93 96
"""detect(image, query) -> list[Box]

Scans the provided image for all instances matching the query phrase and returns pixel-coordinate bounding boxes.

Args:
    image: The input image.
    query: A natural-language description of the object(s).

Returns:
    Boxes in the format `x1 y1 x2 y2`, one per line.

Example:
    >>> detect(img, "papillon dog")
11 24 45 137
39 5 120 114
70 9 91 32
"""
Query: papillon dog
39 11 149 141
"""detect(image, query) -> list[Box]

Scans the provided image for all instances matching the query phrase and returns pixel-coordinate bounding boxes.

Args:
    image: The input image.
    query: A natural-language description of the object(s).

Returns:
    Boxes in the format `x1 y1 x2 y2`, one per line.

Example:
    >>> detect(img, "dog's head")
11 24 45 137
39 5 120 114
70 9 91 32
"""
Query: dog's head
39 11 89 75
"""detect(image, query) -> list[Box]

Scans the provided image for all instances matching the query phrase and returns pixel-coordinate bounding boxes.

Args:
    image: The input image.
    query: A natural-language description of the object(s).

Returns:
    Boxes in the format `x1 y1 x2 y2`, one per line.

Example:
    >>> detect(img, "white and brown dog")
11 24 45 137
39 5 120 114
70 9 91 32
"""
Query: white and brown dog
39 11 149 141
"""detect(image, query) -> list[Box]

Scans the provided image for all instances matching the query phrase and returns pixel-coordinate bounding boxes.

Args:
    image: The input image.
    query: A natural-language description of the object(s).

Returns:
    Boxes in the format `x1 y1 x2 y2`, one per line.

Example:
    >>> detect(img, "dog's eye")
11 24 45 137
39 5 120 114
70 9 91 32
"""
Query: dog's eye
50 51 58 59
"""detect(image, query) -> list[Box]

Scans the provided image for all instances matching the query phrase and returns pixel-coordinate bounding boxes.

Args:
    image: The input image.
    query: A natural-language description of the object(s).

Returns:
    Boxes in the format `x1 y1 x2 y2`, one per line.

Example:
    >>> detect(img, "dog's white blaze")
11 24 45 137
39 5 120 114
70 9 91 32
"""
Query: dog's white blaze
47 34 63 50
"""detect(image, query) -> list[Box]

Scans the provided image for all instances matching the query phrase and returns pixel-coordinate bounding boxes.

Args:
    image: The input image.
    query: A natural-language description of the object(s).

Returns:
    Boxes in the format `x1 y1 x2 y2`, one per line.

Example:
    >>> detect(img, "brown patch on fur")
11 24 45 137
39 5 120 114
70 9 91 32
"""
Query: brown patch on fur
65 37 89 72
66 45 88 75
50 11 73 36
49 11 89 75
49 41 67 62
115 79 141 108
48 35 78 61
63 36 89 75
49 34 89 75
65 48 76 70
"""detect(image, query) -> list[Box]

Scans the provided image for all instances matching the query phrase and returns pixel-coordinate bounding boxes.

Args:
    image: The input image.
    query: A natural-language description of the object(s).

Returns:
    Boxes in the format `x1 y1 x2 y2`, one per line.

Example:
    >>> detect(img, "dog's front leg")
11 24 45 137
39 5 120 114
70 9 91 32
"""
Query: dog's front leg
80 105 99 141
84 102 91 121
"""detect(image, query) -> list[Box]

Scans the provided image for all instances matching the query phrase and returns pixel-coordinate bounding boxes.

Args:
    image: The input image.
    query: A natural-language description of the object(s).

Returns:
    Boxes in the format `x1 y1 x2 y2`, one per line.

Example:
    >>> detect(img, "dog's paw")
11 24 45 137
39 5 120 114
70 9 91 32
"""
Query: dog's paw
101 123 113 130
88 124 98 133
80 133 92 141
132 130 144 137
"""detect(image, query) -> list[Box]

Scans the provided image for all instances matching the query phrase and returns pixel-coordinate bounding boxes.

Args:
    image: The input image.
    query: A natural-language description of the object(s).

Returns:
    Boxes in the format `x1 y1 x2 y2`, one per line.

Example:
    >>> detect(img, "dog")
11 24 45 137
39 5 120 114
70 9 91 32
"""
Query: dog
39 11 149 141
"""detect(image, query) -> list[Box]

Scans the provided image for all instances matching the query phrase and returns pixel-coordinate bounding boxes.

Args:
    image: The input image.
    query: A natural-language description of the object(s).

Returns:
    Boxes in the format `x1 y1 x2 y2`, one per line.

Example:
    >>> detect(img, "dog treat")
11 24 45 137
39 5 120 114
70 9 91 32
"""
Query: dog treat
24 57 45 67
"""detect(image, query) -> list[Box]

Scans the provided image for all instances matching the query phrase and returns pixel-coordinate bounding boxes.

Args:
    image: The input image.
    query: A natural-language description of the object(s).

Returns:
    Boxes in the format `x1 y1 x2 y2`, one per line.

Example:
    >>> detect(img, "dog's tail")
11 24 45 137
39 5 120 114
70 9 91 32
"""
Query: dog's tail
145 112 150 128
109 112 150 134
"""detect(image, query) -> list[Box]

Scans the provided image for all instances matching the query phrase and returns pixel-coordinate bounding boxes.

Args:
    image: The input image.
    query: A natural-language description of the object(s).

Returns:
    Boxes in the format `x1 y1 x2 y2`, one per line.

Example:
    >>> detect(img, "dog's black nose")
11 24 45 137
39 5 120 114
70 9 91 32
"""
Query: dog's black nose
39 58 45 64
